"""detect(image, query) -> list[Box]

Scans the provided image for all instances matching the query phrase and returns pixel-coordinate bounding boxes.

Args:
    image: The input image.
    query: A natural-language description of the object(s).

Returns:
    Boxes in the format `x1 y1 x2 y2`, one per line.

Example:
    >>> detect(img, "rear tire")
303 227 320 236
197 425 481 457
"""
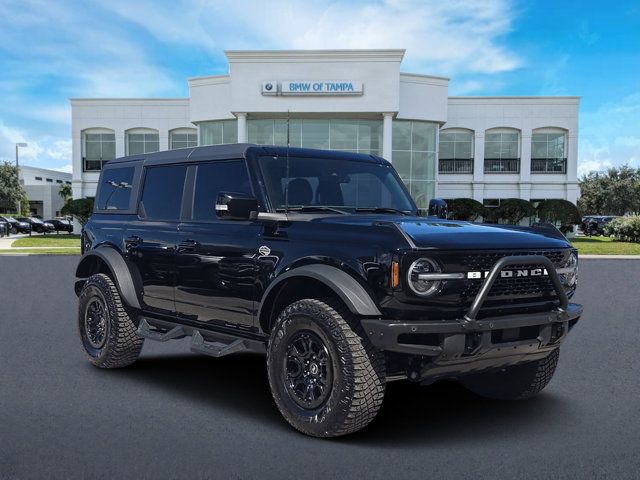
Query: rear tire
267 298 386 437
461 349 560 400
78 273 143 368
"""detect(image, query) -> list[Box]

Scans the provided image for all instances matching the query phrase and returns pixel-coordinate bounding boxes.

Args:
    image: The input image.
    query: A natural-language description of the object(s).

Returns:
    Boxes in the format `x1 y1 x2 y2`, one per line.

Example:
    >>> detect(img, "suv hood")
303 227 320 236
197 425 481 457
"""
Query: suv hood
312 215 572 250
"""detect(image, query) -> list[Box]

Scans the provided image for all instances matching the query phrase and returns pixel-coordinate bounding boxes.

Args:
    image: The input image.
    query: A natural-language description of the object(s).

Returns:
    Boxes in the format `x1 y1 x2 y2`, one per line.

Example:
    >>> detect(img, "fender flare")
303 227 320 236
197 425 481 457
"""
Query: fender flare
75 247 141 310
258 264 382 323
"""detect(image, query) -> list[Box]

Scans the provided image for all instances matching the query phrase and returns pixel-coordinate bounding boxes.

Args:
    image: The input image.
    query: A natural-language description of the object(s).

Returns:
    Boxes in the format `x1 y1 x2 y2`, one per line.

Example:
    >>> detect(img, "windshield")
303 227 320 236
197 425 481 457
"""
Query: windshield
259 155 416 214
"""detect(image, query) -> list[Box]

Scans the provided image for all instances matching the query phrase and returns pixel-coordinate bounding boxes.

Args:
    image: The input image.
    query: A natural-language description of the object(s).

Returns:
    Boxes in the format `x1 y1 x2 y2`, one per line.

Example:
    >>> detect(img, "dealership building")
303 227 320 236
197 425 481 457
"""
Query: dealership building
70 49 579 209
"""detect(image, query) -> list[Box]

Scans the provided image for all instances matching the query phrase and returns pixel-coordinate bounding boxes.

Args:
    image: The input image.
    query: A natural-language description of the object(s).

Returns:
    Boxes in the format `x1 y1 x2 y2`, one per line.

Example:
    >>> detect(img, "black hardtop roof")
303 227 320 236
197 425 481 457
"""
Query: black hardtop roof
106 144 388 168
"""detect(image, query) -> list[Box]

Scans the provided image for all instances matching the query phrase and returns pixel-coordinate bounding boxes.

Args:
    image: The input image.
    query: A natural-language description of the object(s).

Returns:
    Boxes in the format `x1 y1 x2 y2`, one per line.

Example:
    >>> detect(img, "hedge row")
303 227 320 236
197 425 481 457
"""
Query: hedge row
446 197 581 231
604 216 640 243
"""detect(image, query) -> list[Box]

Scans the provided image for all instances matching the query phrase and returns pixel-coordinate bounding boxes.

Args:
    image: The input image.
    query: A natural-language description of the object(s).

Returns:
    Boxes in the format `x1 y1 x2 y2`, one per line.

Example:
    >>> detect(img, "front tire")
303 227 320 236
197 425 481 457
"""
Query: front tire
267 298 385 437
78 273 143 368
461 349 560 400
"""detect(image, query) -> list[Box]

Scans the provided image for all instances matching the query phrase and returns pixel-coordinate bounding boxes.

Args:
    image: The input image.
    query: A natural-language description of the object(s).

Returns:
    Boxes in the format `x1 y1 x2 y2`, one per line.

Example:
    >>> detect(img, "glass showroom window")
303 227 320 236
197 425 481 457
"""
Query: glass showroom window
531 130 567 173
392 120 437 209
82 130 115 171
126 130 159 155
247 119 382 155
170 129 198 149
439 130 473 174
199 120 238 146
484 130 520 173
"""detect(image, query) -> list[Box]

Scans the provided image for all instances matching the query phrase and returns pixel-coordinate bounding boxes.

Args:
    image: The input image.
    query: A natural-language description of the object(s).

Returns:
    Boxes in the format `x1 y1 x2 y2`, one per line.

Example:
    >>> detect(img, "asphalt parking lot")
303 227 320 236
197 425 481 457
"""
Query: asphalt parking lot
1 256 639 479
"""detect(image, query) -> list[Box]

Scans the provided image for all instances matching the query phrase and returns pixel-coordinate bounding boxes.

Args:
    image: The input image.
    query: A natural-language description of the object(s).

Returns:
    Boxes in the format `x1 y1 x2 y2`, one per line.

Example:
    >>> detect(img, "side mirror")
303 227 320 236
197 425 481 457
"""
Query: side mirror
215 192 259 220
428 198 448 219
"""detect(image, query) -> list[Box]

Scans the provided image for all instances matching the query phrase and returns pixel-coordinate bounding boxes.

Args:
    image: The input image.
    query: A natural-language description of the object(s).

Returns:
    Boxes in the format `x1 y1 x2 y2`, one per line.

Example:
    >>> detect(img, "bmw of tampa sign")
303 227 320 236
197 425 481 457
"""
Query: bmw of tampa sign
261 81 363 96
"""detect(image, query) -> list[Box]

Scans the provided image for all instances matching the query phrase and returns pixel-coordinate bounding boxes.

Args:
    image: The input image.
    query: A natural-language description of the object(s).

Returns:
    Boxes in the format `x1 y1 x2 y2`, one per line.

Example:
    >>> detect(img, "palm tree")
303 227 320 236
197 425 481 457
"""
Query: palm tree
59 183 72 203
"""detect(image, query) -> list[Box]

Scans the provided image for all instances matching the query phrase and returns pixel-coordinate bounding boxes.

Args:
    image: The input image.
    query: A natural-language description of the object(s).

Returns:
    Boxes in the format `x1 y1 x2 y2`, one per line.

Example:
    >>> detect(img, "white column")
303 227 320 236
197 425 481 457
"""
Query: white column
237 113 248 143
382 112 393 161
520 129 532 183
567 132 579 182
472 132 485 202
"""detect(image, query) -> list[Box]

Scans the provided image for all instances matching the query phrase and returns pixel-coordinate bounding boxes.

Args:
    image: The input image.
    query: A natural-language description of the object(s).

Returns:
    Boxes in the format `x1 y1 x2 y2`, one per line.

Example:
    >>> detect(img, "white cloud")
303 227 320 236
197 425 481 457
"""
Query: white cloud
0 121 71 170
101 0 521 76
53 164 73 174
579 92 640 176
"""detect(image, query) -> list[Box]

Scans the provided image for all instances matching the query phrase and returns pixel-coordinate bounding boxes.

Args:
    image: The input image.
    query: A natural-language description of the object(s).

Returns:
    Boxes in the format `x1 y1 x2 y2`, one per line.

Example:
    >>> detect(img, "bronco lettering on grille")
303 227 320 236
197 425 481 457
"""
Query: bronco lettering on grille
466 268 549 279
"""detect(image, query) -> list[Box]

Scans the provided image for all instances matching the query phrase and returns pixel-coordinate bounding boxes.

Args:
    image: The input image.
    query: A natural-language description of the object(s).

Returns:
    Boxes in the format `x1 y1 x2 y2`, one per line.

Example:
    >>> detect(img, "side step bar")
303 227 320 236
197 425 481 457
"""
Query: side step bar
137 319 186 342
137 317 267 358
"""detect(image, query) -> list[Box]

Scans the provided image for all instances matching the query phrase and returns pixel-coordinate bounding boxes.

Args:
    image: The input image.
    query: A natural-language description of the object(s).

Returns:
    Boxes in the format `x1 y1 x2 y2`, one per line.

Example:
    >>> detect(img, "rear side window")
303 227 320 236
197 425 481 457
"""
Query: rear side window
141 165 187 220
97 167 135 210
192 161 252 220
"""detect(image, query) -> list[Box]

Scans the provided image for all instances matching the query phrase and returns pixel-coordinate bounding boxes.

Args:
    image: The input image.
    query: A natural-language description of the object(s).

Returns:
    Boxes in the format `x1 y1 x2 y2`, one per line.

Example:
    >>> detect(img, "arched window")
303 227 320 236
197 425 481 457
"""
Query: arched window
125 128 159 155
169 128 198 149
439 128 474 173
484 128 521 173
82 128 115 171
531 128 567 173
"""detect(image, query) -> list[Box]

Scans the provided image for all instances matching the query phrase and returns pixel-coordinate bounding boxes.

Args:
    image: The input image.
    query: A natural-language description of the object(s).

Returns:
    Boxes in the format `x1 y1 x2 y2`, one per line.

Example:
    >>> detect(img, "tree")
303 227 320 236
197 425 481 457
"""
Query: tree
59 183 72 203
446 198 484 221
61 197 94 226
578 166 640 216
495 198 535 225
536 199 582 233
0 162 30 216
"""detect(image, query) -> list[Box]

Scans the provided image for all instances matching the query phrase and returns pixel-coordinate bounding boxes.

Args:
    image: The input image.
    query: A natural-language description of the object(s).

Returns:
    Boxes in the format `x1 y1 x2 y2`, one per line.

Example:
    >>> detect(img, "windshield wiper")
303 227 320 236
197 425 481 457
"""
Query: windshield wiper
355 207 411 216
278 206 349 215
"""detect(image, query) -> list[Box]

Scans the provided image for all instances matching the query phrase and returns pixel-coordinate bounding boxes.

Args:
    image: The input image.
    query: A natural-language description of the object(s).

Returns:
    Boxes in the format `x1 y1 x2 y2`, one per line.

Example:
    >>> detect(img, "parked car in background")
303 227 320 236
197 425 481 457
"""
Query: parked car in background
46 218 74 234
0 216 31 234
17 216 55 234
581 215 617 236
0 217 8 237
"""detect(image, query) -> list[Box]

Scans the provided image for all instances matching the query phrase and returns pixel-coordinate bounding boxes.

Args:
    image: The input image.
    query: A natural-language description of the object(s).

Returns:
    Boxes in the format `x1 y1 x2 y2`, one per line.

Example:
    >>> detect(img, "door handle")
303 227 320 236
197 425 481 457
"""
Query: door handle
178 239 198 252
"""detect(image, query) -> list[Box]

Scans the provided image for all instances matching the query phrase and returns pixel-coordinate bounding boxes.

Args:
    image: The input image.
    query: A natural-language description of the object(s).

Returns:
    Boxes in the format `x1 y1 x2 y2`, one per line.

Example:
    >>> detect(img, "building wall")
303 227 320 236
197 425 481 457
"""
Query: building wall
70 49 580 207
19 166 72 219
70 99 191 198
439 97 579 203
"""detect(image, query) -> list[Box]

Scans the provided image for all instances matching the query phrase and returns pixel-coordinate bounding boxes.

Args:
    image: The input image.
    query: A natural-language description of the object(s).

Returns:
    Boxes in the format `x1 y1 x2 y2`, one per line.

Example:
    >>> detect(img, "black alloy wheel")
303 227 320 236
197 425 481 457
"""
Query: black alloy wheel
284 330 333 409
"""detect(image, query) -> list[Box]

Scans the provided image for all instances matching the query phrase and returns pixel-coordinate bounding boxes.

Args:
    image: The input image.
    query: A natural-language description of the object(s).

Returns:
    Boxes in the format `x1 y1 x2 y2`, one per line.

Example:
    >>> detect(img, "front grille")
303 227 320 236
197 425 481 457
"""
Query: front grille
459 250 568 299
460 250 566 271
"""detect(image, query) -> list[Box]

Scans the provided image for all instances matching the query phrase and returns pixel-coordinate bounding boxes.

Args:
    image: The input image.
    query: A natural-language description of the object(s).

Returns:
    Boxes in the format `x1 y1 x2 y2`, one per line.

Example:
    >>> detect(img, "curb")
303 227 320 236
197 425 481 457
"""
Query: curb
580 255 640 259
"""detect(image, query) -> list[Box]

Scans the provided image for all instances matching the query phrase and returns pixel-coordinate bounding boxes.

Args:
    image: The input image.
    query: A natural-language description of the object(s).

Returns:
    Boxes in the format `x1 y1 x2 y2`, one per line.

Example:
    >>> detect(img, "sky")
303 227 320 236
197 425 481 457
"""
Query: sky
0 0 638 176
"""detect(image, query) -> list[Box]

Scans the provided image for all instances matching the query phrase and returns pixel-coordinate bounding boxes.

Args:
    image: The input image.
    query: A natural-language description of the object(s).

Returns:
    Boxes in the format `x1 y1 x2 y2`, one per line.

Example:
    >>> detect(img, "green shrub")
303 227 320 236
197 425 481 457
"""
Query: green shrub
536 199 581 233
446 198 484 221
604 216 640 242
495 198 535 224
61 197 94 226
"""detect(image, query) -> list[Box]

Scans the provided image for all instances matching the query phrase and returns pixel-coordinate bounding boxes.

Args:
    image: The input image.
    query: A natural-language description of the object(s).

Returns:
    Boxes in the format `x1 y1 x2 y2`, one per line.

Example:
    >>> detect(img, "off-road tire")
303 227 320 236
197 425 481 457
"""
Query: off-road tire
267 298 386 437
461 348 560 400
78 273 143 368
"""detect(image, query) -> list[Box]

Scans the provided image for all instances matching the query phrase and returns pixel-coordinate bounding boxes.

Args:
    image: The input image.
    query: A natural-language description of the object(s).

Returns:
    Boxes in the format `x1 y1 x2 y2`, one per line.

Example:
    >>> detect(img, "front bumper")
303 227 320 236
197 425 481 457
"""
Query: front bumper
362 303 582 379
362 254 583 381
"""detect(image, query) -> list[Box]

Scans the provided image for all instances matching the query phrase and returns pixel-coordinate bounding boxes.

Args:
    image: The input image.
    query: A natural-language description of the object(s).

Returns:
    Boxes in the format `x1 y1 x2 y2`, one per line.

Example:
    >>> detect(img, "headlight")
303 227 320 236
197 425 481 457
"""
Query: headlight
558 252 578 287
407 258 442 297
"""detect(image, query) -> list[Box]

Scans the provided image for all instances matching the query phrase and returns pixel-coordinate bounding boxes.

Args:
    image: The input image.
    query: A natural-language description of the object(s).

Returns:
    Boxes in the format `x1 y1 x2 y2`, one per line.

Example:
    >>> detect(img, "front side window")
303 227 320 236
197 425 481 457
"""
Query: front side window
127 131 159 155
439 130 473 174
260 156 415 213
83 131 115 171
140 165 187 220
531 131 567 173
170 129 198 149
192 161 253 220
96 167 135 211
484 130 520 173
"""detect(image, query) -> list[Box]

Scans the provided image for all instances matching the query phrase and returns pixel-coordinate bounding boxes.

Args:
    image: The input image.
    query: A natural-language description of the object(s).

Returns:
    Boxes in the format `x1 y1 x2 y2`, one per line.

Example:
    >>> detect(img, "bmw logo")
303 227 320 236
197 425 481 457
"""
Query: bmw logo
265 83 273 91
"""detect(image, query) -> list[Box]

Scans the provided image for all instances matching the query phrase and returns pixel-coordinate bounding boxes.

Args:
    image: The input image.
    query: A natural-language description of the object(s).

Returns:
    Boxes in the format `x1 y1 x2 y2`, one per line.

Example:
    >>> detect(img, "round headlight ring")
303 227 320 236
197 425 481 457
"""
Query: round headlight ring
408 258 442 297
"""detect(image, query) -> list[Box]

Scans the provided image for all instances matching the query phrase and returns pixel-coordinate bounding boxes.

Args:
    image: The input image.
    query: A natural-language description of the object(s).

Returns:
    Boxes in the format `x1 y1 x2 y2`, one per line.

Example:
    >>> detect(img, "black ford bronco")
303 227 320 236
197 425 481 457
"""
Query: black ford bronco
75 144 582 437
